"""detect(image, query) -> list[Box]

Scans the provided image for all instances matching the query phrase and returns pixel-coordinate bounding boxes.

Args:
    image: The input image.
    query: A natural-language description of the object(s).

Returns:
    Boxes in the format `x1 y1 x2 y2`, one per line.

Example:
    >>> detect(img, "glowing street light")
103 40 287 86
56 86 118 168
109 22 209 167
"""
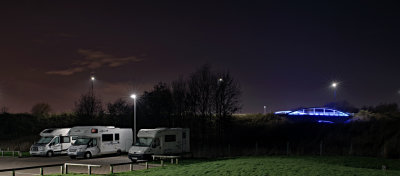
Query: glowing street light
331 82 338 100
263 106 266 115
218 78 223 82
90 74 95 97
130 94 137 144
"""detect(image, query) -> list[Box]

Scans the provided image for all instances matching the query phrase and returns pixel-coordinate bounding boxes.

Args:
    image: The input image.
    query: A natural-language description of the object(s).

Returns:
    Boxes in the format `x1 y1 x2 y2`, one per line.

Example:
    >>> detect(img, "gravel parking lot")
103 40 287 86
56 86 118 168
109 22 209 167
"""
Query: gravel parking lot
0 155 157 175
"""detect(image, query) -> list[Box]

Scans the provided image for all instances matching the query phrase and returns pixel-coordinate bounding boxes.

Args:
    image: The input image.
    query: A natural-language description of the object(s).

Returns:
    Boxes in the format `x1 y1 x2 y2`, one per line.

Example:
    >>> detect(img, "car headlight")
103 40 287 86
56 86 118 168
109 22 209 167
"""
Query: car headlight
38 146 45 151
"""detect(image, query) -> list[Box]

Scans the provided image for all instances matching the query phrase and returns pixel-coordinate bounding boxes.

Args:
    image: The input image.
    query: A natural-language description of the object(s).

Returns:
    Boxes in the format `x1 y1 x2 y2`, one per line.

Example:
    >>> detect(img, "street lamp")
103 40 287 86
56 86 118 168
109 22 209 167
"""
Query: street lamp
263 106 266 115
331 82 338 100
90 75 95 97
130 94 137 145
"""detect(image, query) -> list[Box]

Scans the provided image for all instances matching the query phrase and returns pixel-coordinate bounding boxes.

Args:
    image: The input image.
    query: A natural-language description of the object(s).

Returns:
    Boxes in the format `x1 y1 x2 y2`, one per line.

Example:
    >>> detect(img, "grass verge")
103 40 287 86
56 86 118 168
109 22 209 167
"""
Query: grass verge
50 156 400 176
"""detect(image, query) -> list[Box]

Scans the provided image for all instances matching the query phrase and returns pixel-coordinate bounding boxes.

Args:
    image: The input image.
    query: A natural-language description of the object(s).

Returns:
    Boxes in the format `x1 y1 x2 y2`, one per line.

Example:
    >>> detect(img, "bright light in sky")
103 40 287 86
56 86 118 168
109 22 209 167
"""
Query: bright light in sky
91 76 95 81
331 82 338 88
130 94 137 99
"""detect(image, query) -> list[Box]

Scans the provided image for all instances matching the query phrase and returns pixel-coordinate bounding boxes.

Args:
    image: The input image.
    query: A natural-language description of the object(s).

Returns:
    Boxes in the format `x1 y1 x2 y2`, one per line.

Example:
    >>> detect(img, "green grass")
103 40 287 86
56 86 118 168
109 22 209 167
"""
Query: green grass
0 151 30 157
52 156 400 176
19 152 31 157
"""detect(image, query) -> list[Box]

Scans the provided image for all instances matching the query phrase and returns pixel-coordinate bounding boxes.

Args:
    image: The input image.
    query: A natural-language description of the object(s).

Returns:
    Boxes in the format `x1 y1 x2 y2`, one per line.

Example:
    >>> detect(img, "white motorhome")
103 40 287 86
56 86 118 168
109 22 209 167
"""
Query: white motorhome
30 128 75 157
128 128 190 161
67 126 133 159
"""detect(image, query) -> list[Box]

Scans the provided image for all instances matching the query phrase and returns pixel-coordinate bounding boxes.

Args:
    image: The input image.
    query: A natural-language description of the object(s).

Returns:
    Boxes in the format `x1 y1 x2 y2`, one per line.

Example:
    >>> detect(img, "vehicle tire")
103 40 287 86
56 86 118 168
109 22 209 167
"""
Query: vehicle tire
69 156 76 159
116 150 122 156
84 152 92 159
46 151 54 157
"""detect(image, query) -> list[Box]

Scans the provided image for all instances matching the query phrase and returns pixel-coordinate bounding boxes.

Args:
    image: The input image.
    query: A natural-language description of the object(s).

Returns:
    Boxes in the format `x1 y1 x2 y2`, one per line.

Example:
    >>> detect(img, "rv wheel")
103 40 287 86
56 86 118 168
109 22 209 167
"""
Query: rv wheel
84 152 92 159
46 151 54 157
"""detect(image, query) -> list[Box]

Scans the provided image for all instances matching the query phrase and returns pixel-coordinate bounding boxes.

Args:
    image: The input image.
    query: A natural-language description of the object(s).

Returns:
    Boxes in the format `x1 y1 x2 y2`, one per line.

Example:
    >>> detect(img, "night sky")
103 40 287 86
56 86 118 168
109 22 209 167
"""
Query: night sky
1 1 400 113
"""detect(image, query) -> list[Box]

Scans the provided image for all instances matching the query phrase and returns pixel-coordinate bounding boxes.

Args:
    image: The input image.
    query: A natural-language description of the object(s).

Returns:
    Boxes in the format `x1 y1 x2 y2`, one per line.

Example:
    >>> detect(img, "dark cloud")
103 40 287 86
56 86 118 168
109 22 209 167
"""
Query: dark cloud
46 49 143 76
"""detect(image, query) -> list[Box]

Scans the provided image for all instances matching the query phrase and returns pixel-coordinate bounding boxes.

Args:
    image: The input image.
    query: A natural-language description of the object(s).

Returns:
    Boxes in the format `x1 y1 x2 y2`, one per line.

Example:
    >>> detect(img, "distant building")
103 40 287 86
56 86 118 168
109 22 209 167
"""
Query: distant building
275 107 351 123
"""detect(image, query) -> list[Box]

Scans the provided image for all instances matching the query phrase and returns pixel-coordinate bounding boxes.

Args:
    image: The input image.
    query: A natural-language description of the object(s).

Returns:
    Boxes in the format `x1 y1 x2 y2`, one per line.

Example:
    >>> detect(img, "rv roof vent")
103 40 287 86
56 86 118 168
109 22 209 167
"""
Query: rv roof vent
106 126 115 128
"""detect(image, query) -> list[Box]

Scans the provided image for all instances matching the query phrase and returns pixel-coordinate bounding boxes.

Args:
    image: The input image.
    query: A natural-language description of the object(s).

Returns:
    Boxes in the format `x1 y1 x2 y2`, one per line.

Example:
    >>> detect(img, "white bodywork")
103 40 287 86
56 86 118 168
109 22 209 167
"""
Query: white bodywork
128 128 190 161
30 128 75 156
67 126 133 158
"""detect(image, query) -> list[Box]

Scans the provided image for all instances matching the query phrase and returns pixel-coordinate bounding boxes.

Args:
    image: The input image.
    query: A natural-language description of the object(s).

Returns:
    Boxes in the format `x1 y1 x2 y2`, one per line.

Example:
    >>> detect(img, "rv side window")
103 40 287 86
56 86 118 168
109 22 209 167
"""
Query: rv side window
61 136 70 143
54 137 60 144
93 139 97 146
154 138 160 146
165 135 176 142
102 134 113 142
115 134 120 141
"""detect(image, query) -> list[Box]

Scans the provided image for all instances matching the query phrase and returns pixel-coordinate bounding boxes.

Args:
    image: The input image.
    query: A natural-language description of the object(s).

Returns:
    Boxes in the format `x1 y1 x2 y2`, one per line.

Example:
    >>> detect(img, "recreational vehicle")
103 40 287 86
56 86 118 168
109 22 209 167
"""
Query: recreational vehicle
30 128 75 157
128 128 190 161
67 126 133 159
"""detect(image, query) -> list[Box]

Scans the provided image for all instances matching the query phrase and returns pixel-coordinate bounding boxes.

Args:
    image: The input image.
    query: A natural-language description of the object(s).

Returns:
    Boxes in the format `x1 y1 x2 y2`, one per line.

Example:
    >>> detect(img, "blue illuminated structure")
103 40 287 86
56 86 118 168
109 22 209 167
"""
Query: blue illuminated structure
275 107 351 123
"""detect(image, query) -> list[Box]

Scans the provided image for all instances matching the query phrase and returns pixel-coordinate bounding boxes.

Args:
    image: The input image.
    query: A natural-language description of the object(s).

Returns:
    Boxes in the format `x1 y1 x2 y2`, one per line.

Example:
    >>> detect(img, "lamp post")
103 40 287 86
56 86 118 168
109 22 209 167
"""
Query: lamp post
331 82 338 100
263 106 266 115
130 94 137 145
90 74 95 97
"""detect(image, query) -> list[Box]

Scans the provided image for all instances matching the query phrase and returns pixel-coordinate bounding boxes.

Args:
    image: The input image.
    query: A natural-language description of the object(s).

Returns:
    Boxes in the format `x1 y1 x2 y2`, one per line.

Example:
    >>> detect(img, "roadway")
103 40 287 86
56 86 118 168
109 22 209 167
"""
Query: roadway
0 155 156 175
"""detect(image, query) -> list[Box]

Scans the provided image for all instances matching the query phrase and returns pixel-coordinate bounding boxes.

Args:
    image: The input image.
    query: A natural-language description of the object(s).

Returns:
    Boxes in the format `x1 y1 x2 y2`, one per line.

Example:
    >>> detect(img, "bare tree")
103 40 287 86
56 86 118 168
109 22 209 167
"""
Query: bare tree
187 65 217 117
0 106 9 114
171 77 188 124
74 92 103 118
107 99 131 117
215 72 241 118
31 103 52 117
215 71 241 142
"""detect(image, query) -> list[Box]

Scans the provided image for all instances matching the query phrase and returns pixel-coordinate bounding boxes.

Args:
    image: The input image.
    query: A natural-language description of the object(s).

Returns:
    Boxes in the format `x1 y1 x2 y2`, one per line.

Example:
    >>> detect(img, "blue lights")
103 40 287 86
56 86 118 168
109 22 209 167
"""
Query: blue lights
317 120 335 124
275 108 350 117
274 111 292 115
274 107 351 123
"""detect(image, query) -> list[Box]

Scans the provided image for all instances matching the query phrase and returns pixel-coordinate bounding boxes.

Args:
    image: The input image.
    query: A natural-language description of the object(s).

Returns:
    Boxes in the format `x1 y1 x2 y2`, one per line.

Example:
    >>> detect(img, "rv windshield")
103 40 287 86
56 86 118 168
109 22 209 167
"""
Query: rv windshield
73 138 91 145
37 136 54 144
135 137 152 147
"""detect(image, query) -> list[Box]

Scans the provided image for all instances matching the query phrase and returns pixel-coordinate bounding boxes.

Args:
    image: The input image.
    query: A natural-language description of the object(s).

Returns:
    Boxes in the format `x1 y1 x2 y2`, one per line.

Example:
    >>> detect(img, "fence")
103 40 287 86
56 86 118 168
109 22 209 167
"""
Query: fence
109 160 149 174
152 155 180 166
0 164 63 176
0 151 21 157
64 163 101 175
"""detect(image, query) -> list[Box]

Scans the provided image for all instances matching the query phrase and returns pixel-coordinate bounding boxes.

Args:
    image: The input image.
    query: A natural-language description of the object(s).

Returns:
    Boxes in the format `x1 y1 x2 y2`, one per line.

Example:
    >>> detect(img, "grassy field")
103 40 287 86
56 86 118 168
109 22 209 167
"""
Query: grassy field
114 156 400 176
52 156 400 176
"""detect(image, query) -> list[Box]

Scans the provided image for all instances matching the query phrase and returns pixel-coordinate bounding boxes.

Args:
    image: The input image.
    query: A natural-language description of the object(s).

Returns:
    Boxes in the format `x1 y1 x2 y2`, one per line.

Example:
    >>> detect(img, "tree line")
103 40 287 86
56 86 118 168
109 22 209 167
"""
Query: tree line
1 65 400 158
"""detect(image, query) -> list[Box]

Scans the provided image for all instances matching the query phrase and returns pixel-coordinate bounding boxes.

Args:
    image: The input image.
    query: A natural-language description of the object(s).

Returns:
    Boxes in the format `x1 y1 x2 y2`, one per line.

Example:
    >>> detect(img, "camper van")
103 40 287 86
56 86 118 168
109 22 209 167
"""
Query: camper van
30 128 75 157
67 126 133 159
128 128 190 161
